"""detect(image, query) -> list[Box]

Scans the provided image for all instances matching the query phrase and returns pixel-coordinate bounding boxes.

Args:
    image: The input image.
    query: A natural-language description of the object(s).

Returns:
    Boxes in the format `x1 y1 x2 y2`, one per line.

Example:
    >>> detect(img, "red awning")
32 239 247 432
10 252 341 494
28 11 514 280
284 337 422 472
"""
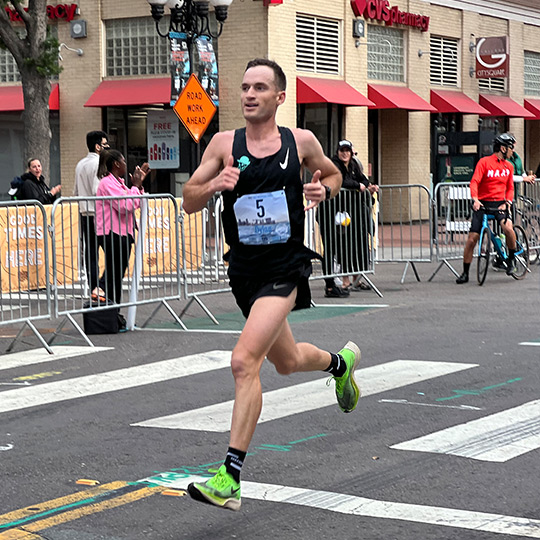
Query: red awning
524 98 540 120
430 89 489 115
368 84 436 111
84 78 170 107
479 94 535 118
297 77 374 107
0 83 59 112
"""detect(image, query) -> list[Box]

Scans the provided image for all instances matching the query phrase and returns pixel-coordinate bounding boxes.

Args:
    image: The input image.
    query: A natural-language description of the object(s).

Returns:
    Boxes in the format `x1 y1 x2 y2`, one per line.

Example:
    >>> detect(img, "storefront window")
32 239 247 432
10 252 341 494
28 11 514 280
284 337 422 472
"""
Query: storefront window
105 17 169 77
0 112 60 200
367 25 404 82
104 106 218 195
524 50 540 96
298 103 340 158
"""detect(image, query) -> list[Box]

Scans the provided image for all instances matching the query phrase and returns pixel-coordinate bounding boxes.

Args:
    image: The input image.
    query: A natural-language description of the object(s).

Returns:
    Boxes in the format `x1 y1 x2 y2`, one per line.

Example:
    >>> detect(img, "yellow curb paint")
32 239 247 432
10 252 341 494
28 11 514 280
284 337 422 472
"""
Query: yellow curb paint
75 479 100 486
0 482 126 525
14 486 163 534
13 372 62 382
0 530 44 539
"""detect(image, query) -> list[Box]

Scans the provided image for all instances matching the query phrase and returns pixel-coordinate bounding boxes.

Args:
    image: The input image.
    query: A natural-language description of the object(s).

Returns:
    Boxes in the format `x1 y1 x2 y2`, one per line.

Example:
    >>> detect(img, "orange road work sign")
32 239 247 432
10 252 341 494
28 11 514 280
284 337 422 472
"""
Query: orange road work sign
173 73 217 143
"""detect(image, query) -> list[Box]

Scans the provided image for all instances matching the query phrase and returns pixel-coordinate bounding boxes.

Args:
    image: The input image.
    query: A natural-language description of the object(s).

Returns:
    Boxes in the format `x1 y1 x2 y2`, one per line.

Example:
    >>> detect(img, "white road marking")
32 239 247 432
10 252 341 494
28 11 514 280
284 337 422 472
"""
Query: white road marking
0 346 113 371
379 399 483 410
140 473 540 538
133 360 477 432
391 399 540 462
0 350 231 415
520 342 540 347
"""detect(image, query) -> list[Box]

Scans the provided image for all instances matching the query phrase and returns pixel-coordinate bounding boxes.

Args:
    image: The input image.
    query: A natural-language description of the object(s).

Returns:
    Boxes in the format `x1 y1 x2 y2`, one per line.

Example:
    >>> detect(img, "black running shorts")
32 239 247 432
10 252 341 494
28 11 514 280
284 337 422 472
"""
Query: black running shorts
229 264 313 318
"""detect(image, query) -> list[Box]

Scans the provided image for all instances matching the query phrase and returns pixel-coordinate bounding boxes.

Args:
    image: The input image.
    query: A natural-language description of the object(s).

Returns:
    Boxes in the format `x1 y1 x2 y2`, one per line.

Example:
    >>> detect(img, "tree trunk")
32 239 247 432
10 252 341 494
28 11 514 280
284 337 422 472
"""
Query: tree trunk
20 70 52 181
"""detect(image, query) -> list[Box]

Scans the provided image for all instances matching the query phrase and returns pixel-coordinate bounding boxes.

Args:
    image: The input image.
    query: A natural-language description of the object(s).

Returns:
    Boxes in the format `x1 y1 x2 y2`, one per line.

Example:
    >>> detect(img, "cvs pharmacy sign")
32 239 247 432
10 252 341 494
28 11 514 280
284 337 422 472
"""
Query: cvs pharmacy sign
351 0 430 32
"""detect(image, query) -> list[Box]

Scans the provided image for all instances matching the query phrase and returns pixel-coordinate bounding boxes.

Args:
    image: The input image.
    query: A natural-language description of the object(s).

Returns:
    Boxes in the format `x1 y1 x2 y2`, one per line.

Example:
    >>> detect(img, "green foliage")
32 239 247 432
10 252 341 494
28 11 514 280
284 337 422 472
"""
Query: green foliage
23 31 63 77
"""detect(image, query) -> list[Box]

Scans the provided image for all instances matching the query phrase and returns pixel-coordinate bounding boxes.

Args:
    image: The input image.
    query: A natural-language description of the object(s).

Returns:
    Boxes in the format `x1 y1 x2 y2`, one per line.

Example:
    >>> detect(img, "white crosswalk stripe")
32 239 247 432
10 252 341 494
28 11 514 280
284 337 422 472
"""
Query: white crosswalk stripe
0 350 231 415
391 398 540 462
0 346 113 370
132 359 477 432
140 473 540 539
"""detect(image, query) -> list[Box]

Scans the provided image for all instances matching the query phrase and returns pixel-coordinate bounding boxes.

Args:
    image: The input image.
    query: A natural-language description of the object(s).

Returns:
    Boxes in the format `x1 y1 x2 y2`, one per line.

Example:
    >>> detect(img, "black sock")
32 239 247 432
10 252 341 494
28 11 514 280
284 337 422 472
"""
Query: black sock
508 248 516 261
224 447 246 483
463 262 470 275
323 353 347 377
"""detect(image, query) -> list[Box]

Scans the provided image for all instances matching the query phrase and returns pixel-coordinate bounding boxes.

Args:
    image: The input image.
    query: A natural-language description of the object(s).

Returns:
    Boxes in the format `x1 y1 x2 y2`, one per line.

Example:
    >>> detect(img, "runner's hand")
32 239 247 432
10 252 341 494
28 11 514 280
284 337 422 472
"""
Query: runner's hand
214 155 240 192
303 170 324 212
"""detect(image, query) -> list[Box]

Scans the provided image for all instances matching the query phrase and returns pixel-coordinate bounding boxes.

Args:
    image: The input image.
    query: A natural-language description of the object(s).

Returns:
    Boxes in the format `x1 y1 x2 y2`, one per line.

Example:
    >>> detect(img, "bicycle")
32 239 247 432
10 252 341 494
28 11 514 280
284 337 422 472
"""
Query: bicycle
477 206 529 285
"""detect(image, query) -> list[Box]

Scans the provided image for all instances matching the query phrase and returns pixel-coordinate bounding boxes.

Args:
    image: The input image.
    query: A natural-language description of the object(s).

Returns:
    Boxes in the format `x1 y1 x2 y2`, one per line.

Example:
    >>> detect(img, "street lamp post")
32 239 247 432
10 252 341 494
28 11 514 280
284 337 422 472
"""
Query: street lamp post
146 0 233 173
146 0 234 40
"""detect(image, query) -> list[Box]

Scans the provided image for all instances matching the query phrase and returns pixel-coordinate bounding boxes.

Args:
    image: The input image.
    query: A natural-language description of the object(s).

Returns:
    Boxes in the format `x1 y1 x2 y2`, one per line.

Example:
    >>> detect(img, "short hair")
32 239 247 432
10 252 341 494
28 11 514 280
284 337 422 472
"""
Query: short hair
86 130 108 152
245 58 286 91
98 149 124 179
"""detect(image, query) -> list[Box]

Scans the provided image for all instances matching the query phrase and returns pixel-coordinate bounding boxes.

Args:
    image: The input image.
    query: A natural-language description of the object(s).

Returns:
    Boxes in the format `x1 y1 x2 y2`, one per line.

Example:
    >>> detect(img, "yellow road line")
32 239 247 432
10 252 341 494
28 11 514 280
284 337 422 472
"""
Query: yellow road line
0 530 44 540
0 486 163 538
0 481 126 525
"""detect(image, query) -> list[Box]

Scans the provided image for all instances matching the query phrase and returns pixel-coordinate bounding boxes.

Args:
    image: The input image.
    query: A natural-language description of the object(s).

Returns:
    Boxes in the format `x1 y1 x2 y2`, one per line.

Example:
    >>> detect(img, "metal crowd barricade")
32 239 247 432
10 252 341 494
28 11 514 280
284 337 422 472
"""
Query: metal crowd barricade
375 184 433 283
429 181 471 280
49 194 183 341
0 200 54 353
308 189 379 295
514 178 540 261
180 194 230 325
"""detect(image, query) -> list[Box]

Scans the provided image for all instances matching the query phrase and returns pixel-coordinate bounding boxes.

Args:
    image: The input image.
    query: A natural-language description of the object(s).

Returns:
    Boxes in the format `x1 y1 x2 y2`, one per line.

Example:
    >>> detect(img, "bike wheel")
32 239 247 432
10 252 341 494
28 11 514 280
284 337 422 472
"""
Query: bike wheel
512 225 529 280
477 229 490 285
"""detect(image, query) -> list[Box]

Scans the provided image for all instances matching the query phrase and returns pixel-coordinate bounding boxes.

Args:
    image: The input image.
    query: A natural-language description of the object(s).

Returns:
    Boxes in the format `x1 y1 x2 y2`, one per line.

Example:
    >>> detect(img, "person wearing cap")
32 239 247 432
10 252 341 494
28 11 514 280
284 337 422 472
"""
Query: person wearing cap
318 139 378 296
456 133 517 284
8 177 23 200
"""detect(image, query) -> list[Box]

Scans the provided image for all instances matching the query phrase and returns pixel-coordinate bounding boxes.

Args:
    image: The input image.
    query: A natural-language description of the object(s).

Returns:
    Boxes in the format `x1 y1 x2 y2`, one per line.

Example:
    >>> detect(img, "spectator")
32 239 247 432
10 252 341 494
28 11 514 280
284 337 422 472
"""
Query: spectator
508 147 535 184
18 158 61 204
95 149 150 305
74 130 109 293
318 140 377 297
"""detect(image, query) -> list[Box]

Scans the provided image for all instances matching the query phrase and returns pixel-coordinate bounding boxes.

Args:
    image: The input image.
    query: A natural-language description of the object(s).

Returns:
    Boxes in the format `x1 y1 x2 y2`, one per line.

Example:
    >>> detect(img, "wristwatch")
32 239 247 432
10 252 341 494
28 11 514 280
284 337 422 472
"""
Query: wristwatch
324 184 331 200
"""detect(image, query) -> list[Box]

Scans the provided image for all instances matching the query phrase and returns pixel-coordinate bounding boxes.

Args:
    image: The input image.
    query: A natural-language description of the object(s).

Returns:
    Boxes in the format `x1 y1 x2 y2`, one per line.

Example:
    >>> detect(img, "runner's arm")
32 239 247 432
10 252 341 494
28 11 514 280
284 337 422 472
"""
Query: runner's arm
182 132 237 214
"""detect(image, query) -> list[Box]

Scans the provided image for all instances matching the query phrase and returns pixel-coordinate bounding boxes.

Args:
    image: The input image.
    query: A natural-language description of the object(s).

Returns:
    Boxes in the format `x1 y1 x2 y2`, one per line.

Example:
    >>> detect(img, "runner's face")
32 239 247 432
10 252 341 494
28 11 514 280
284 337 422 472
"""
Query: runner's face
240 66 285 123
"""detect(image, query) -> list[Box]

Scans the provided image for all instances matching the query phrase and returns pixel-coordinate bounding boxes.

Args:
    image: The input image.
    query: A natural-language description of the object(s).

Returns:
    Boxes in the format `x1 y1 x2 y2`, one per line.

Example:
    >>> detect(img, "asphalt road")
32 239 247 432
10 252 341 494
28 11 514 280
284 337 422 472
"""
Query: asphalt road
1 259 539 540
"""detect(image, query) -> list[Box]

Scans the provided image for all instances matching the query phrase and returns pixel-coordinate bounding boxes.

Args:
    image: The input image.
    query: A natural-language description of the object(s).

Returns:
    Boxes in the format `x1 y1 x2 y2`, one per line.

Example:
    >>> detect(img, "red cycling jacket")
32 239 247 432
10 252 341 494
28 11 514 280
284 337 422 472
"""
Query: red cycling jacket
470 153 514 201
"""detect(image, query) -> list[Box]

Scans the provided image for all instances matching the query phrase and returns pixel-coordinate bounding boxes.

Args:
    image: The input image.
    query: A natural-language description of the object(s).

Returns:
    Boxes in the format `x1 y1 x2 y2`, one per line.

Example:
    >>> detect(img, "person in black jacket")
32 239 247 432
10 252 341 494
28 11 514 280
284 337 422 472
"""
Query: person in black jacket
318 140 377 296
18 158 61 204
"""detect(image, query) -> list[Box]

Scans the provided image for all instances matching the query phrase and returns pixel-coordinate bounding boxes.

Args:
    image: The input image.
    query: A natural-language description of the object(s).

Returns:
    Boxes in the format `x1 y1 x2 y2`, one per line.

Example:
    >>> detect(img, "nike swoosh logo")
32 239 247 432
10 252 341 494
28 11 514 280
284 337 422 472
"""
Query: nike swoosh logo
279 148 289 170
272 283 288 290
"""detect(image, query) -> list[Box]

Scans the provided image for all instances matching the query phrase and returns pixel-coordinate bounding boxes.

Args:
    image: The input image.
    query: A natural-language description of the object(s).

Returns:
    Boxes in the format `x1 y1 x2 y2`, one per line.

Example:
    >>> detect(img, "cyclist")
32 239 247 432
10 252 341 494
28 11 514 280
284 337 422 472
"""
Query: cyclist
456 133 517 284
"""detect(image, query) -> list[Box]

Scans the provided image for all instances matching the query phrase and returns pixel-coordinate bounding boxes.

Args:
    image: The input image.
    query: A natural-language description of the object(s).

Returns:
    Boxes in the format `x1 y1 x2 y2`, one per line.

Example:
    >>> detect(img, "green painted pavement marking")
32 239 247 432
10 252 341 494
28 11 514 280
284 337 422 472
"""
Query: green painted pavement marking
149 305 380 331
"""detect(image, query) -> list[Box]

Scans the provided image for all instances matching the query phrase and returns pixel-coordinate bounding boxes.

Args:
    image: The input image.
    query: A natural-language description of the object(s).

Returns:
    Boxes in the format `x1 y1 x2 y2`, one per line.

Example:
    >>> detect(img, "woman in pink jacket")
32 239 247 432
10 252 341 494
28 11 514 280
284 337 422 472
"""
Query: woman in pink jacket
94 149 149 304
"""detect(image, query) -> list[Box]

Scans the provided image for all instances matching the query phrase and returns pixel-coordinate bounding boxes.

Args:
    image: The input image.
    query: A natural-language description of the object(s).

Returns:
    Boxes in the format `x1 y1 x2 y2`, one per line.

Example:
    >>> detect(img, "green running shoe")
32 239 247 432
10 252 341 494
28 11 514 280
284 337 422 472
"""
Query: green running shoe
333 341 361 413
187 465 241 511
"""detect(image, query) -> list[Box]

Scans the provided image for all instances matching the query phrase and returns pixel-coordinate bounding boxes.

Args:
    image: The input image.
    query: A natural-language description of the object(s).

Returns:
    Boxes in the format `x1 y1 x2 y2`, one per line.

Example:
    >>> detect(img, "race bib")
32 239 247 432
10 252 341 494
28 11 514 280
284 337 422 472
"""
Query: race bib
233 190 291 245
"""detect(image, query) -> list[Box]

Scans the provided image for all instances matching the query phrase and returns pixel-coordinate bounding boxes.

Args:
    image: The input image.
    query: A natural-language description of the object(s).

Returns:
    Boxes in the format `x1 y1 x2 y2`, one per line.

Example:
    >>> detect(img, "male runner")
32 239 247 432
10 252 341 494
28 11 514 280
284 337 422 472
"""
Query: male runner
182 58 361 511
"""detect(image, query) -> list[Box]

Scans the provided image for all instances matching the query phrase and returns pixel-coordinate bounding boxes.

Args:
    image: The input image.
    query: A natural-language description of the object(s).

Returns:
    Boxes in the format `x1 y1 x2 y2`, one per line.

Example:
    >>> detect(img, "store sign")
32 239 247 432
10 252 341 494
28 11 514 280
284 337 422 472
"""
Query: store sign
147 111 180 170
350 0 430 32
173 74 217 144
4 4 78 22
475 36 509 79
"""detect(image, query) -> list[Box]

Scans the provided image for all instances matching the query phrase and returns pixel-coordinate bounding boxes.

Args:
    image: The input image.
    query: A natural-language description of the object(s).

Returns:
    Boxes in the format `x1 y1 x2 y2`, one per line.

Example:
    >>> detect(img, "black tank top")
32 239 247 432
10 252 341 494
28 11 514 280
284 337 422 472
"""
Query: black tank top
222 126 316 277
